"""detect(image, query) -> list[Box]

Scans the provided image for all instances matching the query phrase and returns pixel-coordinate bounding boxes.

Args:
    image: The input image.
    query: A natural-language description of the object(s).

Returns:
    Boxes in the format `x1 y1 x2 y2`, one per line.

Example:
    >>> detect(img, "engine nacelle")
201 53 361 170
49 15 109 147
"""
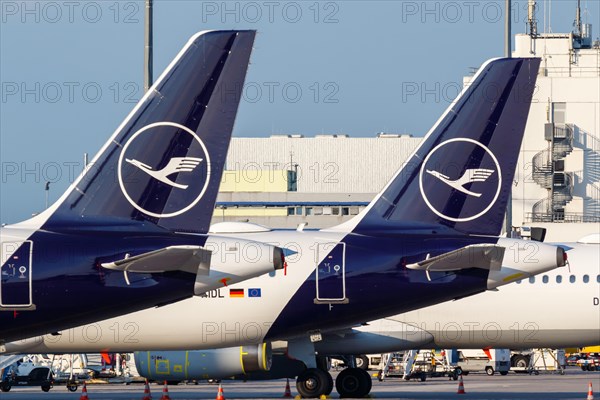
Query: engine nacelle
134 343 272 380
194 236 285 295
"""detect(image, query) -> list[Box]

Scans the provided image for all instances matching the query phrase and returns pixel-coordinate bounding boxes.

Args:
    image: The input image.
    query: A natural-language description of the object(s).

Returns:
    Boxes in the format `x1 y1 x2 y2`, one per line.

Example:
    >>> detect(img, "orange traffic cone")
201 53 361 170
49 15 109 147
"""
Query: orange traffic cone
588 381 594 400
456 374 466 394
79 382 89 400
160 380 171 400
141 379 152 400
282 378 293 398
215 383 226 400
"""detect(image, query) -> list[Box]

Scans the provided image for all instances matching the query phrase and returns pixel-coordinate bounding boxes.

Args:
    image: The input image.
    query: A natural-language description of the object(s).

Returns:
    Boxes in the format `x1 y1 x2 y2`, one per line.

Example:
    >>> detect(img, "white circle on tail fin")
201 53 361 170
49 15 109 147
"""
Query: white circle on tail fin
419 137 502 222
118 122 211 218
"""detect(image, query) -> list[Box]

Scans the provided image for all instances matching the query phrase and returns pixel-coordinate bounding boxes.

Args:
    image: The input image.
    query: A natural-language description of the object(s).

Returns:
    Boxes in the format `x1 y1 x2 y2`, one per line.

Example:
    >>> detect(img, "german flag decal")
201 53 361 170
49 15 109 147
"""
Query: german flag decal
229 289 244 298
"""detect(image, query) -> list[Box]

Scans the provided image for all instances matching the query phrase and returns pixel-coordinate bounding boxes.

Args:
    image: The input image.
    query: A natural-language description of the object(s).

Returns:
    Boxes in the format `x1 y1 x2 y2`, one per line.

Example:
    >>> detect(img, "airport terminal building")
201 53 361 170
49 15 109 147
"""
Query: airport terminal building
212 27 600 241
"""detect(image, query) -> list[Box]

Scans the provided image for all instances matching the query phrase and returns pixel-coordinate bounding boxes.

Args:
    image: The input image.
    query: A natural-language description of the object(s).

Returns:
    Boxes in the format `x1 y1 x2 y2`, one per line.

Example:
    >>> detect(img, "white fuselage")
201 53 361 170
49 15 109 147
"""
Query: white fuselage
358 241 600 349
5 229 345 353
3 229 566 354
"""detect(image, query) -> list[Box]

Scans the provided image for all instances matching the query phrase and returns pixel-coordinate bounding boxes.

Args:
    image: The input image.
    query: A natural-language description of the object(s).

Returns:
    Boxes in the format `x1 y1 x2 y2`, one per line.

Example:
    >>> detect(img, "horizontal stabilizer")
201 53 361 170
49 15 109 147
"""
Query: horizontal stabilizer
406 244 505 272
101 246 211 275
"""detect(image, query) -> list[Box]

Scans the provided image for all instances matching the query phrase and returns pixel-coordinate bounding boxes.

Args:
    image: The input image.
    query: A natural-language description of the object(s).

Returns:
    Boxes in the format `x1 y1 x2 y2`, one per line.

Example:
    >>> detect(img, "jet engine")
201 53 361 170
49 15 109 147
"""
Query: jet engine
134 343 271 381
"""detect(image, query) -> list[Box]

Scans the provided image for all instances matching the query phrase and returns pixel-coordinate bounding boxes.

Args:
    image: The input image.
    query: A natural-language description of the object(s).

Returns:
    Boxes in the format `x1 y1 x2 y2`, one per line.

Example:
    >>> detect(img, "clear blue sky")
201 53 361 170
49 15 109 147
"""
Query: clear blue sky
1 0 598 223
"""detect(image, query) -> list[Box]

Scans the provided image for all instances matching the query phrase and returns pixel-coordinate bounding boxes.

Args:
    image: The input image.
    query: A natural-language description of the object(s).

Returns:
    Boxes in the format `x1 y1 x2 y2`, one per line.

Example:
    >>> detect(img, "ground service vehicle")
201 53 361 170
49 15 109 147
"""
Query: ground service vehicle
1 367 53 392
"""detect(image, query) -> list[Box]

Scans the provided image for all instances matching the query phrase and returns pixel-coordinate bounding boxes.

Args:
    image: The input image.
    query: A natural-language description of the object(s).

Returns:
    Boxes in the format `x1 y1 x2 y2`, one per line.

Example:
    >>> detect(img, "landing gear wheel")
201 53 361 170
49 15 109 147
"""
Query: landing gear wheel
336 367 372 398
296 368 330 398
324 371 334 396
355 355 369 370
363 369 372 394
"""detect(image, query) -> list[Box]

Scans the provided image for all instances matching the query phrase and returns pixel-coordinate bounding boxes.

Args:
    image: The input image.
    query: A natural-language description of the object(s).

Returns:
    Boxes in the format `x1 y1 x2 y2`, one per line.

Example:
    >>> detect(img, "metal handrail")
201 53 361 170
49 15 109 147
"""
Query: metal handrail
525 212 600 223
532 149 553 188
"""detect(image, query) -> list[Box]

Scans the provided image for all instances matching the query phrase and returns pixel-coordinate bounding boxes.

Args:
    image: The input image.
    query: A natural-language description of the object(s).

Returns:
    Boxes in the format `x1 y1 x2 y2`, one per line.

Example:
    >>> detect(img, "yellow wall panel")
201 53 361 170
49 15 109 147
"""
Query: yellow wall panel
220 170 291 192
213 208 288 217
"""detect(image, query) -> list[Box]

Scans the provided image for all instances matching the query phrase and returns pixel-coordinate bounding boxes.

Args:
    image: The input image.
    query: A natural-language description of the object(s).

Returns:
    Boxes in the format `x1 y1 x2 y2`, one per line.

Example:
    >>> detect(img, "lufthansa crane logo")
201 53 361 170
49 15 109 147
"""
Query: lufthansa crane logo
426 168 495 198
118 122 211 218
419 138 502 222
125 157 203 190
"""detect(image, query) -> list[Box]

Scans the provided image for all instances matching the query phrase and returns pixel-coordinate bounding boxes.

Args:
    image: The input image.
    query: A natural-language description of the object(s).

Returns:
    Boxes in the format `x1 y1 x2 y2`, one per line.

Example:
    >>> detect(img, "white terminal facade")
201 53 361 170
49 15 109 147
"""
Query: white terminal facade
213 26 600 241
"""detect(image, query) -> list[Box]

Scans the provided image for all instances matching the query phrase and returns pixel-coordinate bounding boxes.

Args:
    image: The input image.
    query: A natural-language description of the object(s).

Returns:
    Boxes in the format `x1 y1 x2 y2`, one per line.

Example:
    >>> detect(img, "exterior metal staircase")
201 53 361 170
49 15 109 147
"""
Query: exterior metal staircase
532 149 553 189
531 123 575 221
584 182 600 221
551 123 574 158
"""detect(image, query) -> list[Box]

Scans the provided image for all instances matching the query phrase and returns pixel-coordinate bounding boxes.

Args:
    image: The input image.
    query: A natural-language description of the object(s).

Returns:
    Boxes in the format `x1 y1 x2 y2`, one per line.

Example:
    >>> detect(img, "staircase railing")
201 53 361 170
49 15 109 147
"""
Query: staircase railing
552 123 574 158
532 149 553 189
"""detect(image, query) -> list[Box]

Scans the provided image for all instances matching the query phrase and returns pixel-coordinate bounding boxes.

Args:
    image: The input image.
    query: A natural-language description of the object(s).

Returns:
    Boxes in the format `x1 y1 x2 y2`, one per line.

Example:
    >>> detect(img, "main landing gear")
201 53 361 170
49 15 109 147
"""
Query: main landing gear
296 368 333 398
335 367 372 398
288 338 373 398
296 367 372 398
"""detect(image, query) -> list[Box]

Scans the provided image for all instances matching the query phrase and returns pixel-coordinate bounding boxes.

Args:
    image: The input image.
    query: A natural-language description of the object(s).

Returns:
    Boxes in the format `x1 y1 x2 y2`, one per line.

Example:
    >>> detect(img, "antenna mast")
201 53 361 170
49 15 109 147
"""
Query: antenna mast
144 0 153 92
574 0 582 36
528 0 538 36
504 0 512 57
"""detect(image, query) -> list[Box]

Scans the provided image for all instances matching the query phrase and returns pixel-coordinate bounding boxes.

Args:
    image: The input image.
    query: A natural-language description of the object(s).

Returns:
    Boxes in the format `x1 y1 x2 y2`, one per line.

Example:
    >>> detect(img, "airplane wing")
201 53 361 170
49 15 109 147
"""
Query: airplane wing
101 246 211 275
406 244 505 272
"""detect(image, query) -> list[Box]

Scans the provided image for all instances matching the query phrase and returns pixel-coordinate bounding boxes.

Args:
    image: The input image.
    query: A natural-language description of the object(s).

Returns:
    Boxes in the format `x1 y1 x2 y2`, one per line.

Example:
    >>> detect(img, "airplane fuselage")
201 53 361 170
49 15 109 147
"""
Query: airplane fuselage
0 222 202 343
266 230 493 339
376 241 600 349
7 228 563 353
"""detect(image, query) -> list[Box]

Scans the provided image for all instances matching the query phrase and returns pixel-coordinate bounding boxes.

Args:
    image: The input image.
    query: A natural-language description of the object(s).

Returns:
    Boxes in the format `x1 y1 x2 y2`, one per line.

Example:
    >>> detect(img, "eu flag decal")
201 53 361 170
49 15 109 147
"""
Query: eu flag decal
248 288 262 298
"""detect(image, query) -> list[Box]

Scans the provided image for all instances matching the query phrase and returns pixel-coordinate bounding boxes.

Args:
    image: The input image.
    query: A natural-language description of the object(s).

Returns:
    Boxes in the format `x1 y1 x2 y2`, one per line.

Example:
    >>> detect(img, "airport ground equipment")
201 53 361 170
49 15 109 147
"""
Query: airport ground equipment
511 349 566 374
379 350 458 381
456 374 466 394
79 382 89 400
141 379 152 400
0 354 23 373
457 349 511 376
577 354 600 371
0 366 53 392
160 380 172 400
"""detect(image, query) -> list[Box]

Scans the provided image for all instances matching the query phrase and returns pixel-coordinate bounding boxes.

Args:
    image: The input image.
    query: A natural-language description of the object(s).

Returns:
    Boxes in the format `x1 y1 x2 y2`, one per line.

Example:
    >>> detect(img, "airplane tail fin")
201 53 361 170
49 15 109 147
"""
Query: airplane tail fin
34 30 255 233
335 57 541 236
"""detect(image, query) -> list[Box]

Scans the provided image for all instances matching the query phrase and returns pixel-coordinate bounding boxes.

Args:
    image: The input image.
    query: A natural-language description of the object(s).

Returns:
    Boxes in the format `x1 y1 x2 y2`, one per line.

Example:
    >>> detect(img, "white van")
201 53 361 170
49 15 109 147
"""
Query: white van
456 349 511 376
